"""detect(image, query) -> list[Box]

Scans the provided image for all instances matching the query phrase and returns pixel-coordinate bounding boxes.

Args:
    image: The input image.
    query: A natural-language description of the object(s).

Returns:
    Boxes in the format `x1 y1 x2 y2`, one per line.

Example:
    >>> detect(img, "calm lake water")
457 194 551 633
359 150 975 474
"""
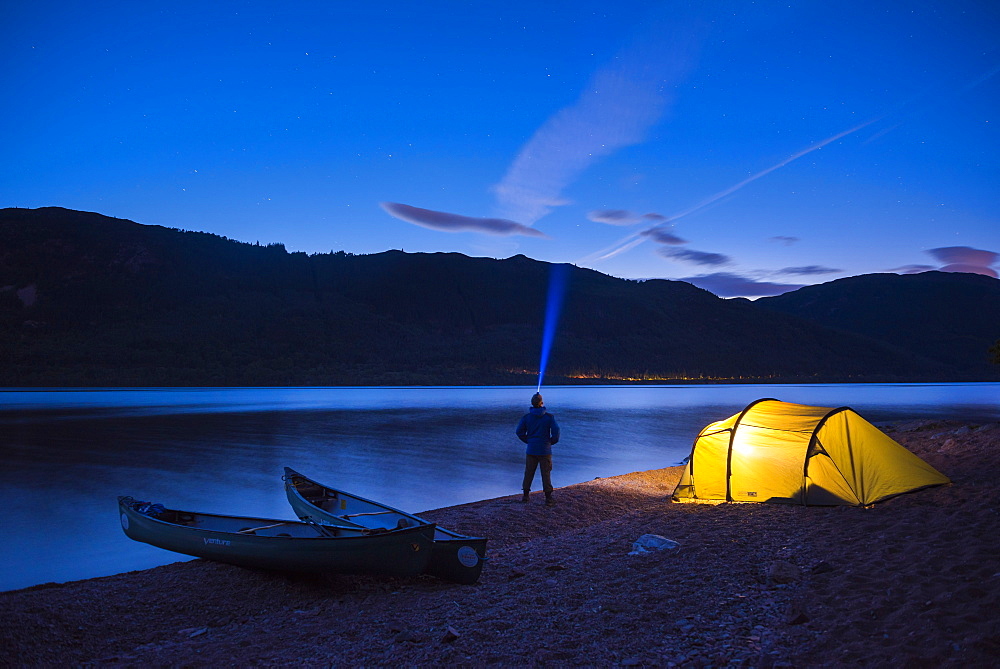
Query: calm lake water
1 383 997 592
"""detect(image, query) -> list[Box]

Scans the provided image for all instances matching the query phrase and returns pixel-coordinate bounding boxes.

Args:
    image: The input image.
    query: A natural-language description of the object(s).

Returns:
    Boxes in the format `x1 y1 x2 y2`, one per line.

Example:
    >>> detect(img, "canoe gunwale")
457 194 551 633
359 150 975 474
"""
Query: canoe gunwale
117 496 436 576
282 467 487 584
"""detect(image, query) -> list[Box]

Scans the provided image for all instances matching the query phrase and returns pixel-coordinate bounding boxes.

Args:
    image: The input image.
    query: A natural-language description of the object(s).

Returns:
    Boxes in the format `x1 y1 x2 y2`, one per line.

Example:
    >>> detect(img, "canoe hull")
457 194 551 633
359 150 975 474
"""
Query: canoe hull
118 497 434 577
283 468 487 584
423 530 489 585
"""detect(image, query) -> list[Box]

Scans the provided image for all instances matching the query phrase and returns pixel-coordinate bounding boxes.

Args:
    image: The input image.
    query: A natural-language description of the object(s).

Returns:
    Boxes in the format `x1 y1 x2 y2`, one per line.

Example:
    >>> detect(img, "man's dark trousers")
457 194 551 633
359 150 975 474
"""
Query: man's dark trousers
523 454 553 494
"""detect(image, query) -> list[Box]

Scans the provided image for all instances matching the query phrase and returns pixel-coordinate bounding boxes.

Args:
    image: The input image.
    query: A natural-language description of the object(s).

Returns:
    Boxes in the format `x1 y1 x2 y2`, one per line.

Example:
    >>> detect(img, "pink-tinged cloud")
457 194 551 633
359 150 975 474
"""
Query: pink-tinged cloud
380 202 549 238
778 265 842 276
939 263 998 278
927 246 998 267
660 247 730 266
770 236 800 245
920 246 999 278
681 272 806 298
639 225 687 245
891 264 936 274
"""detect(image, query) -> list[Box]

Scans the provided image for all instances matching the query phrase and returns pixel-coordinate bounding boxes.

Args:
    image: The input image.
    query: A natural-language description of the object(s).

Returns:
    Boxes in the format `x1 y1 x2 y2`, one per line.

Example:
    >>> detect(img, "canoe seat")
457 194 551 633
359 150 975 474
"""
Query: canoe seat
294 481 327 498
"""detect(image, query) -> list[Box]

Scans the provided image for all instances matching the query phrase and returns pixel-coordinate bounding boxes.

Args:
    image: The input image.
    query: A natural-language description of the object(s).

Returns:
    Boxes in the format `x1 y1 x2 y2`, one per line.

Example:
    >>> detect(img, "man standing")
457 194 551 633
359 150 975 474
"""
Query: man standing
515 392 560 505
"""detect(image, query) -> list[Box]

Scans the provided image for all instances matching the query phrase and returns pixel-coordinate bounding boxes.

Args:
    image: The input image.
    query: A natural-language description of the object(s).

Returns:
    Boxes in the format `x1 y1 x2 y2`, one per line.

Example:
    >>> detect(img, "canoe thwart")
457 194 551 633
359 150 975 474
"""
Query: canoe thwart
238 522 289 534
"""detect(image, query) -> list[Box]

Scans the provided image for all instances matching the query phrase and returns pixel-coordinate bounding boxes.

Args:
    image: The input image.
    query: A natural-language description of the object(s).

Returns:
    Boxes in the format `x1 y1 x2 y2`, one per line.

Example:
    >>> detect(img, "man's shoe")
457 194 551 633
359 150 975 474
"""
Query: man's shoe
520 492 529 503
544 494 554 506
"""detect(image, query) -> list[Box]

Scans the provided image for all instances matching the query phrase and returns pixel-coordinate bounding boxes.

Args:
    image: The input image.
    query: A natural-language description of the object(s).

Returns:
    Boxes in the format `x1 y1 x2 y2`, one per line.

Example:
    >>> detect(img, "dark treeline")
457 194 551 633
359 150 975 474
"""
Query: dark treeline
1 207 998 386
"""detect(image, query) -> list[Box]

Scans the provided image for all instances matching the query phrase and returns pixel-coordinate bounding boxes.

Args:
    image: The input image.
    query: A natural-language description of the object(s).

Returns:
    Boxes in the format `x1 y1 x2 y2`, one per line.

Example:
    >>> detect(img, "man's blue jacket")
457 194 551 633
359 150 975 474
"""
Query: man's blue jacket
515 406 560 456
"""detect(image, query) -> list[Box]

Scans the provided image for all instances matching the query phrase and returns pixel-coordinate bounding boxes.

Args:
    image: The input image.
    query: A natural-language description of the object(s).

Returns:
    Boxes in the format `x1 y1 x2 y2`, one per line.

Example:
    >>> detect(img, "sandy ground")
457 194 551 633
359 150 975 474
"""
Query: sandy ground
2 419 999 667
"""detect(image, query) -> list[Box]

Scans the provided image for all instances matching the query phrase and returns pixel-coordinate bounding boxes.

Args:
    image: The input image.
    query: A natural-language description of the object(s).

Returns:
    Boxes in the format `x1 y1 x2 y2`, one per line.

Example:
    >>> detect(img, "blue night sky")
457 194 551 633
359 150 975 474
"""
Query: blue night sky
2 1 998 296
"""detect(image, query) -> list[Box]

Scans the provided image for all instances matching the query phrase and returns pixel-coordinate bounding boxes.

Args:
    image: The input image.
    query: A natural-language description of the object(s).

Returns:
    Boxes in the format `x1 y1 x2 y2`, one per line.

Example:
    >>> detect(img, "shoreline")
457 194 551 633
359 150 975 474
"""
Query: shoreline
2 419 998 666
4 377 1000 390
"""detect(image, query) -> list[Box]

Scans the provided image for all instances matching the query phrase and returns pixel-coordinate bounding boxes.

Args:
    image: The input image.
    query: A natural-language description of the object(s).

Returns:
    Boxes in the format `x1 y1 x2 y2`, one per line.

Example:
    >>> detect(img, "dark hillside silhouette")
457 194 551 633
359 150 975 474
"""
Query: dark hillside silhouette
1 207 993 386
756 272 1000 376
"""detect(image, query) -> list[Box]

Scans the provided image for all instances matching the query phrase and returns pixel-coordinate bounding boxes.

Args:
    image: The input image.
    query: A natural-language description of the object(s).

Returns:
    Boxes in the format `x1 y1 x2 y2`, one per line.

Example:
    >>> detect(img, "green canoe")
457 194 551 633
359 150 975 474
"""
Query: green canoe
118 496 435 577
283 467 488 584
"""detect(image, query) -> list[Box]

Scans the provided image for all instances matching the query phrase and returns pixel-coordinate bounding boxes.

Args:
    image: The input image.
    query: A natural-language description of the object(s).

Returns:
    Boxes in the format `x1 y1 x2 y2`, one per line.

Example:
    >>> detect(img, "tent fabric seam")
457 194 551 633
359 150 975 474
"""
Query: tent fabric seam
725 397 779 502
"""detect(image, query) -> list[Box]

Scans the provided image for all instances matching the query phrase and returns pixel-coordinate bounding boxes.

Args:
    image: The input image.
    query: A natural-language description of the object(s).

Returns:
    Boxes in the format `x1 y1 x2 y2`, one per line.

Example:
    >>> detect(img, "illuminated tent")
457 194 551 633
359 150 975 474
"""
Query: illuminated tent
672 398 949 506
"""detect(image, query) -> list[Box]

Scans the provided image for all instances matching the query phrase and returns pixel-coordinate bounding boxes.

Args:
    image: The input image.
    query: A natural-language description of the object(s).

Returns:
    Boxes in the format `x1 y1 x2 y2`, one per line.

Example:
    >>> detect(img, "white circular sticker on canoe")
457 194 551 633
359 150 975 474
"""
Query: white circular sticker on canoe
457 546 479 568
121 513 129 530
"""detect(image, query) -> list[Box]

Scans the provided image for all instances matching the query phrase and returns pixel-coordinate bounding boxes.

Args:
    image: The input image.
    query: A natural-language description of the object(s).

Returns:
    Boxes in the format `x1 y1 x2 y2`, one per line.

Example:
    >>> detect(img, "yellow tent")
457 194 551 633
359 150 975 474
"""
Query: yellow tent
672 398 950 506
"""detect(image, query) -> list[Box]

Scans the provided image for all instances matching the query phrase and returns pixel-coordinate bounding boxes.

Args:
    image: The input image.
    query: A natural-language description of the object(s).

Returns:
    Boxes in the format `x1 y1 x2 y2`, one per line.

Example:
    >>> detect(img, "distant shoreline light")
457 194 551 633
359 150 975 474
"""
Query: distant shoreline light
502 368 805 383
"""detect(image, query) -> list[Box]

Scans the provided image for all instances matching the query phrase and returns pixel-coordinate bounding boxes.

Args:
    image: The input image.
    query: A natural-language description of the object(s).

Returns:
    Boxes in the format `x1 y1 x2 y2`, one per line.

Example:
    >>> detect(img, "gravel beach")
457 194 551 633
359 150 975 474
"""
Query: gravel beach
2 419 998 667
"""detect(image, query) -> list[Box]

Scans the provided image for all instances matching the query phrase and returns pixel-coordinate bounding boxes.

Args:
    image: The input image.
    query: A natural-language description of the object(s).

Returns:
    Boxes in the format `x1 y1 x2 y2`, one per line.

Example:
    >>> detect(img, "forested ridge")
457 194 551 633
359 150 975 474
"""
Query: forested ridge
1 207 997 386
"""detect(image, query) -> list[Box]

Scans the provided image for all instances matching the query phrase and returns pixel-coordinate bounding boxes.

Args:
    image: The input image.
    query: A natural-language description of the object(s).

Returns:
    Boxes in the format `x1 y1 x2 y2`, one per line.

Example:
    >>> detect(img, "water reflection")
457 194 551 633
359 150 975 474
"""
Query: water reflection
1 383 996 592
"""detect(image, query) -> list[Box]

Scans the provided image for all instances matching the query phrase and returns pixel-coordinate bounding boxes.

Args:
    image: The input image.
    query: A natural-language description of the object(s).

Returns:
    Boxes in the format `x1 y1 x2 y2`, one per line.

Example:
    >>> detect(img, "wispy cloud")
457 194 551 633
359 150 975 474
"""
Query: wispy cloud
778 265 842 276
681 272 805 298
380 202 549 238
588 210 644 225
639 224 687 245
769 236 800 246
660 247 730 266
380 26 697 242
587 210 670 226
493 35 696 225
